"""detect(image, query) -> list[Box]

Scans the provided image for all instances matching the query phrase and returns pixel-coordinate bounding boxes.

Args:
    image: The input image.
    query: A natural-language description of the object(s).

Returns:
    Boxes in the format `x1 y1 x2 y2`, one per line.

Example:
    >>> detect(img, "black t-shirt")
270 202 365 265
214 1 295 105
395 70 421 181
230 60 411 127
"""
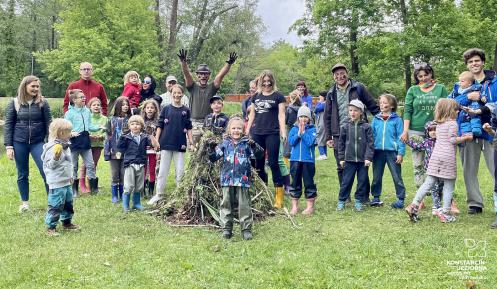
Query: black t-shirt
158 105 193 152
251 91 286 135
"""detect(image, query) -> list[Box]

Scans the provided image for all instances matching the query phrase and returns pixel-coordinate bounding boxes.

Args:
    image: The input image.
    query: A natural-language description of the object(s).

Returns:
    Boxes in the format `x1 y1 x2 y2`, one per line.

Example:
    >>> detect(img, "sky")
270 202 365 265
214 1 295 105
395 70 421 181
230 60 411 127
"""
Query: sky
255 0 306 47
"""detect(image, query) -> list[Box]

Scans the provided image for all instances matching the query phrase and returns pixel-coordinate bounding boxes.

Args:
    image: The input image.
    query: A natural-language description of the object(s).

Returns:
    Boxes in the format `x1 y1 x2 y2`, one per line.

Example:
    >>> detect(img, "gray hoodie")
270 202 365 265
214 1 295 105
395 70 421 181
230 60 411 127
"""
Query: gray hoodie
42 140 73 189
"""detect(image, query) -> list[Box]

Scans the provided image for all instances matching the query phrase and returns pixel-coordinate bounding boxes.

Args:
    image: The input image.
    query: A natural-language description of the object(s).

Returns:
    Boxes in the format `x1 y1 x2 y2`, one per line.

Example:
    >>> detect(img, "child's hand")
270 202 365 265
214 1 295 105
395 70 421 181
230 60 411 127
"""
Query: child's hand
396 155 403 164
53 144 63 161
483 123 492 133
326 139 334 148
400 131 408 143
340 161 345 168
364 160 371 167
71 131 80 137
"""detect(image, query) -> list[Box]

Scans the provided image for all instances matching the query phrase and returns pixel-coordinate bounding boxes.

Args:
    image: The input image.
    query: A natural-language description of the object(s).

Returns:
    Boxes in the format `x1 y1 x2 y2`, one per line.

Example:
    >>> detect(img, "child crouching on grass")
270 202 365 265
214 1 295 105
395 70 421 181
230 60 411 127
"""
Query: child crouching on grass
42 119 80 236
208 116 263 240
288 106 317 216
117 115 159 212
405 99 472 223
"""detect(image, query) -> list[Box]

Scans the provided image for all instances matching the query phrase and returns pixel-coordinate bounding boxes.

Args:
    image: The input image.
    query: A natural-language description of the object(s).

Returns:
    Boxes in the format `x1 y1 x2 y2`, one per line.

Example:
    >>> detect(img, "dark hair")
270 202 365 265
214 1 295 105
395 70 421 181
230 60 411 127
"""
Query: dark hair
319 91 327 97
463 48 486 64
296 80 309 96
140 74 157 98
413 62 435 85
112 96 132 117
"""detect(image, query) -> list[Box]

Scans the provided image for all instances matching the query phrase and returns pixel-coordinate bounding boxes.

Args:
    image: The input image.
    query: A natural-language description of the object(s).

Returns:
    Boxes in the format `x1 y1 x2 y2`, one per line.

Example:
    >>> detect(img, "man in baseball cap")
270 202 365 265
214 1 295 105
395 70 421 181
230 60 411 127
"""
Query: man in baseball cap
160 75 189 108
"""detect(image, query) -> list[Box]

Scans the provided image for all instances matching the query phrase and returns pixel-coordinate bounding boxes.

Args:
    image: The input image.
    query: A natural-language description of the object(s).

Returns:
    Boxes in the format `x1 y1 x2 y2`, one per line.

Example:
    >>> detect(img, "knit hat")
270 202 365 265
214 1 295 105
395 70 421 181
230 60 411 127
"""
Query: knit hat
297 105 312 119
348 99 364 112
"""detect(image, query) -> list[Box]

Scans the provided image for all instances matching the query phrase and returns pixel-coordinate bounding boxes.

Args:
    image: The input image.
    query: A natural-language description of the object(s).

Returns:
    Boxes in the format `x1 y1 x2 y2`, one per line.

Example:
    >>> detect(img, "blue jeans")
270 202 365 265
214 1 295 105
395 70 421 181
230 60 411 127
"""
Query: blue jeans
318 146 327 156
13 141 48 201
45 185 74 229
338 161 369 202
371 150 406 200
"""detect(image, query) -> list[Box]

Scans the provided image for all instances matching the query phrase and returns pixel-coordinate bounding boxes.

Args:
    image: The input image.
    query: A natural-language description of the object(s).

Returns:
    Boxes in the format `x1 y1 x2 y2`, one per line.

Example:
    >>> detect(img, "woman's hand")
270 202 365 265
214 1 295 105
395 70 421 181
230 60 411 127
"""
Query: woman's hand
400 131 408 143
364 160 371 167
6 148 14 160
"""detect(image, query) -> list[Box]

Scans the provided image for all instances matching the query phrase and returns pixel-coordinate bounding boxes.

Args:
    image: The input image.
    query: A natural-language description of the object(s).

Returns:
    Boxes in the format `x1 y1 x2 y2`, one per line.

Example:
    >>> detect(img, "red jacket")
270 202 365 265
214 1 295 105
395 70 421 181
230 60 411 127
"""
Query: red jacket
64 79 109 115
121 83 141 108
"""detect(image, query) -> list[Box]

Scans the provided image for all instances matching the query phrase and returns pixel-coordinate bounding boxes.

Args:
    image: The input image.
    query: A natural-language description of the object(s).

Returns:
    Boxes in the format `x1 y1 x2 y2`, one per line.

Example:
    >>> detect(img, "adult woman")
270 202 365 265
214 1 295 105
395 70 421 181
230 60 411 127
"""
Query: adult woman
401 63 448 189
139 74 163 107
4 75 52 212
246 70 286 208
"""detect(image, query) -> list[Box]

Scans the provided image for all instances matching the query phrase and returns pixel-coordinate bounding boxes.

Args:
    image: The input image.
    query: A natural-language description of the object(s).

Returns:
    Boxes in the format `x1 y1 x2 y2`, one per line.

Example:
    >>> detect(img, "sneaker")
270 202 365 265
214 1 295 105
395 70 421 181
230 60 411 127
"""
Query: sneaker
46 228 60 237
242 230 253 240
336 201 345 211
316 155 328 161
434 210 456 223
222 230 232 239
391 199 404 209
62 223 81 231
405 203 420 222
19 203 29 213
432 207 441 216
370 197 384 207
147 194 162 205
354 200 363 212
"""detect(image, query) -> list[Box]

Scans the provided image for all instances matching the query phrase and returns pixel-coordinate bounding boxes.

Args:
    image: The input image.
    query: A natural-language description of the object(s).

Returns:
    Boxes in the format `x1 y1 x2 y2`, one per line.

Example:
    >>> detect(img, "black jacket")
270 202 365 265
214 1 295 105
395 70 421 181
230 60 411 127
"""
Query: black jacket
337 118 374 162
324 80 379 140
117 132 151 167
4 98 52 147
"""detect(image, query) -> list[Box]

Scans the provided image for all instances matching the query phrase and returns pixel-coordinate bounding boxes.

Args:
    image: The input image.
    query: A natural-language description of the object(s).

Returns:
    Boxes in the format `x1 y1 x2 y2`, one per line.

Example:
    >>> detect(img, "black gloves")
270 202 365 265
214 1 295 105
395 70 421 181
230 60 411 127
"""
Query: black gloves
248 138 256 148
226 52 238 65
177 49 188 62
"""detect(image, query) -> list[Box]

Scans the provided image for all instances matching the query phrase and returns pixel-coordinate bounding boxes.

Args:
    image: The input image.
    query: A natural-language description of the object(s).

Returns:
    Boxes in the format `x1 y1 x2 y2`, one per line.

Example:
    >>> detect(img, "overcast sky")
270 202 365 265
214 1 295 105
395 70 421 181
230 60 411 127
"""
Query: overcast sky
255 0 305 47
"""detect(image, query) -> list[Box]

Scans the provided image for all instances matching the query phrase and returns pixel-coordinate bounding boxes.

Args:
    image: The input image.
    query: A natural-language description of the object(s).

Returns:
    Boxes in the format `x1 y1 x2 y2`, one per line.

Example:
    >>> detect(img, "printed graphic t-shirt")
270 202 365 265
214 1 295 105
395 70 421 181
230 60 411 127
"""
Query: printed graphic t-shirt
251 91 286 135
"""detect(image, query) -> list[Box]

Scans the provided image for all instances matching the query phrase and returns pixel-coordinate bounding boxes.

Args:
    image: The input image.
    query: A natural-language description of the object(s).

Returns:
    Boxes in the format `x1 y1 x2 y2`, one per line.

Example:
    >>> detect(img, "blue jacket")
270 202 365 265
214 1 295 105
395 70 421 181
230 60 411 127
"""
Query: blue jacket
371 112 405 156
314 101 325 116
64 105 100 133
117 132 152 167
209 136 263 188
288 124 317 163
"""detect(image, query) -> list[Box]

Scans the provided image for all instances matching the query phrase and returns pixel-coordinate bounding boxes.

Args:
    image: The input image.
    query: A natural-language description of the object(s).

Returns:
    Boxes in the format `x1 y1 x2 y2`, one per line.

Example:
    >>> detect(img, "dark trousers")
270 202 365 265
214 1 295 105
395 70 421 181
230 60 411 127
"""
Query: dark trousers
290 161 317 199
252 133 283 186
371 150 406 200
338 161 369 202
334 148 370 202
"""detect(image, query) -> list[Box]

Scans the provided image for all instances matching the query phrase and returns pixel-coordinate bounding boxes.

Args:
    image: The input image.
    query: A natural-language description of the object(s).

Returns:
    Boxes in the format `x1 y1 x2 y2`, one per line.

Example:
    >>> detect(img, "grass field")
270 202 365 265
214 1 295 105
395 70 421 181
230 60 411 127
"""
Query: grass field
0 101 495 288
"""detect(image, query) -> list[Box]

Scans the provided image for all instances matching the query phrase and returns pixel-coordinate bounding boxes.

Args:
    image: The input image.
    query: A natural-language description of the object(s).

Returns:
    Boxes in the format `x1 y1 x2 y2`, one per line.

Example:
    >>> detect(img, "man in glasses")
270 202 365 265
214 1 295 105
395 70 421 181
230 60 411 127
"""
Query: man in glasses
177 49 237 145
63 62 109 115
160 75 189 108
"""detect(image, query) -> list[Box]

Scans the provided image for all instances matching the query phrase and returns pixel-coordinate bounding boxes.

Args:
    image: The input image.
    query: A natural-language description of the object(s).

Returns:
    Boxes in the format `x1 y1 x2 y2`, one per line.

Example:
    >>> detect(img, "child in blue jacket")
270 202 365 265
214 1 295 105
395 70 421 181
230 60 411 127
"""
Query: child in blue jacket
288 106 317 216
371 94 406 208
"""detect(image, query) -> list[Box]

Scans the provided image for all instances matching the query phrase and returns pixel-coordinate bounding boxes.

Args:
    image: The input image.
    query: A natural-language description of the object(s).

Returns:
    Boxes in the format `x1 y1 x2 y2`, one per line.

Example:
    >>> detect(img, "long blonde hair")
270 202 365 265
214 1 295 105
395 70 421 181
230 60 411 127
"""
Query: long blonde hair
17 75 44 106
256 70 278 93
434 98 459 123
48 118 72 141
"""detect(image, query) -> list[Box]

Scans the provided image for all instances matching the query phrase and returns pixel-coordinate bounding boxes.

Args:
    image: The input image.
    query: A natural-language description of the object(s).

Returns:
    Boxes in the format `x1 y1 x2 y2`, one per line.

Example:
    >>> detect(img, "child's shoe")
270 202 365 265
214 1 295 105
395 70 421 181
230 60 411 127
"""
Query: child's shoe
222 229 232 239
18 203 30 213
62 223 81 230
132 192 144 210
391 199 404 209
405 203 420 222
336 201 345 211
290 198 299 216
434 209 456 223
370 197 384 207
450 199 460 215
46 228 60 237
79 177 90 194
354 200 363 212
242 230 253 240
302 198 315 215
123 193 131 213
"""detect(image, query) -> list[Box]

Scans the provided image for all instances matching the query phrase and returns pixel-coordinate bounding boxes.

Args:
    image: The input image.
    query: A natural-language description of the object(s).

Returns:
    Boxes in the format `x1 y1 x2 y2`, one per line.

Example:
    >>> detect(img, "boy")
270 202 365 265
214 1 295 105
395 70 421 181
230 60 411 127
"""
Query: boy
337 99 374 211
288 106 318 215
117 115 159 212
204 95 229 133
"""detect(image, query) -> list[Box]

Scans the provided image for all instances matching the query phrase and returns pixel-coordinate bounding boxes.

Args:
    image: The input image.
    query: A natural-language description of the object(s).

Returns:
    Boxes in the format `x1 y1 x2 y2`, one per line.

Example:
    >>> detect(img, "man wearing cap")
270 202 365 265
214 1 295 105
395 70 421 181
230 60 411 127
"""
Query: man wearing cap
324 63 379 190
160 75 189 108
177 49 237 144
63 62 109 115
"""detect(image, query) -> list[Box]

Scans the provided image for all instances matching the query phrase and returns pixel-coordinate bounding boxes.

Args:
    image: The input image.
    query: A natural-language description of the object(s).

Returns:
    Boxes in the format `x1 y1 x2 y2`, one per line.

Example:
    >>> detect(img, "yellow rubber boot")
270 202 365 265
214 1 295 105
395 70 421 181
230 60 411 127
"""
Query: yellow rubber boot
274 187 284 209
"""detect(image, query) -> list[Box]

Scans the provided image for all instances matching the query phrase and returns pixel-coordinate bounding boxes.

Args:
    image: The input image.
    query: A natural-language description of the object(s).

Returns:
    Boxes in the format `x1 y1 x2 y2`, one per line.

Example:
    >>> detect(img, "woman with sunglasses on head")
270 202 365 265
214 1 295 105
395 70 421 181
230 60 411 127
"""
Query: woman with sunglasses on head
401 63 449 197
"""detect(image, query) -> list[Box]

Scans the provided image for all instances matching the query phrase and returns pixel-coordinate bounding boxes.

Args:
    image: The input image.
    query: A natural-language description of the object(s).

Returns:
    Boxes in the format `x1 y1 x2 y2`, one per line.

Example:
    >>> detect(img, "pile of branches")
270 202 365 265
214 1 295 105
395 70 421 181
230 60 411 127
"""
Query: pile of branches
153 128 275 226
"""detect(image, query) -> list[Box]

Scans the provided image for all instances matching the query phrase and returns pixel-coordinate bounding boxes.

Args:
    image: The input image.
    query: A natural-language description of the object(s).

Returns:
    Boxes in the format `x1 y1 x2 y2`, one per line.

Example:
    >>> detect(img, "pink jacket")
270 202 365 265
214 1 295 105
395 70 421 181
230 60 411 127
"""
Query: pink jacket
426 120 458 179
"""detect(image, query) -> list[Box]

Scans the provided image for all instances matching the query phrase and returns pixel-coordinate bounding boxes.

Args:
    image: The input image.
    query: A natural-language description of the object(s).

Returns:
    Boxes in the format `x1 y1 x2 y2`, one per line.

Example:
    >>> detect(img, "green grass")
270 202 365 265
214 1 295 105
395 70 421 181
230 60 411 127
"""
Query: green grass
0 102 496 288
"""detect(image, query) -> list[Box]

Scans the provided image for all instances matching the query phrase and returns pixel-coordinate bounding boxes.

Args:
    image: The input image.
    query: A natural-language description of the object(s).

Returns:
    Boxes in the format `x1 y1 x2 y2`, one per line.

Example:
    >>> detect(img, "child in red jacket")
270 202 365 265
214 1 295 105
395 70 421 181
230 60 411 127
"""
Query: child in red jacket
122 70 142 112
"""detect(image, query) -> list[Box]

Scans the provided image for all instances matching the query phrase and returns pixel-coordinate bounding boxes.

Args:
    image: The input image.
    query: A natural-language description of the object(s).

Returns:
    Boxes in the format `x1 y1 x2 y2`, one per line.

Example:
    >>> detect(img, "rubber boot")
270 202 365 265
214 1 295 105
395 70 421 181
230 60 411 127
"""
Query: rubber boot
274 186 284 209
89 178 99 195
143 180 149 198
290 198 299 216
111 184 119 204
72 179 79 198
118 184 124 201
79 177 90 194
122 193 131 212
302 198 315 215
148 181 155 199
132 192 144 210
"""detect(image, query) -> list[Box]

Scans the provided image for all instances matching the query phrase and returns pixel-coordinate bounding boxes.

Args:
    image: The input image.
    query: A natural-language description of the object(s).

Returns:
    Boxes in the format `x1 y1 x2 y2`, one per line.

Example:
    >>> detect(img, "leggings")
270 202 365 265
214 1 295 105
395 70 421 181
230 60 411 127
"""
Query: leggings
146 153 157 182
109 159 124 185
251 133 283 187
80 147 102 180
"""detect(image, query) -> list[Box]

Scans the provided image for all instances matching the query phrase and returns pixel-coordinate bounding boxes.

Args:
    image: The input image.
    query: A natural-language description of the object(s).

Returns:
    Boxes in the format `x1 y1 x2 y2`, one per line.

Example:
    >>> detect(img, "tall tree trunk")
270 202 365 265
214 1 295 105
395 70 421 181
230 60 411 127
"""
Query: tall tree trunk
154 0 166 72
167 0 178 51
399 0 411 91
349 26 359 75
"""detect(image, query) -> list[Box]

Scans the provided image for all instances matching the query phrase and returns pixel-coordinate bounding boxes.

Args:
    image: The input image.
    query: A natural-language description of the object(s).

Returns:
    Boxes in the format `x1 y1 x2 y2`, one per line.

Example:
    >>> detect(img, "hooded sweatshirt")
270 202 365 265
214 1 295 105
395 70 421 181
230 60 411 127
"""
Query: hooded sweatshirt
42 140 73 189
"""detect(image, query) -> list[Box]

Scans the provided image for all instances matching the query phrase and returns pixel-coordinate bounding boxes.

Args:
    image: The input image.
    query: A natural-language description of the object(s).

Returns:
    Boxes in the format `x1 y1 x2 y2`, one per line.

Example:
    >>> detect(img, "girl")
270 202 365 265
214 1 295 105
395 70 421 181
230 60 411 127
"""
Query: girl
105 96 132 203
148 84 193 205
140 99 160 198
121 70 142 111
208 116 263 240
371 94 406 208
79 97 108 193
64 89 101 196
315 91 328 160
283 90 301 161
405 99 472 223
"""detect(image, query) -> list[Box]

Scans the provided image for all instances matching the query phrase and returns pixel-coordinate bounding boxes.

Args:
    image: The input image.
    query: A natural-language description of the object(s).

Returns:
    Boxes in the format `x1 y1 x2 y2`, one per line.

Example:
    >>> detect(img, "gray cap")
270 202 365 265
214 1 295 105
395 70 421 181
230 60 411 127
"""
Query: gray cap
297 105 312 119
348 99 364 112
196 64 211 74
165 75 177 83
331 63 348 73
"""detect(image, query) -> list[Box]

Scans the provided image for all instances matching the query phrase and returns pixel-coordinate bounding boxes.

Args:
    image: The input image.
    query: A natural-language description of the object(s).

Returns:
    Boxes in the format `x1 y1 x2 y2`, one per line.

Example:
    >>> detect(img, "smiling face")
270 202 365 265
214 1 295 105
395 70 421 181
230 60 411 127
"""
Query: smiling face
26 80 40 98
144 103 156 118
416 70 432 84
171 86 183 105
296 85 305 95
333 68 348 87
466 55 484 75
229 120 244 140
261 76 273 93
142 77 152 90
348 105 362 121
379 96 392 114
210 99 223 114
197 73 210 87
166 79 177 92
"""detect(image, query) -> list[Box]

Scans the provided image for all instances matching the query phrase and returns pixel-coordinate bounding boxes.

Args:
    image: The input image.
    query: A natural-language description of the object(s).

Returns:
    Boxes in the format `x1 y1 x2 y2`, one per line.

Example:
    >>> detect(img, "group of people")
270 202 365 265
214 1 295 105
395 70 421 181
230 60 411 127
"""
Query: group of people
3 47 497 239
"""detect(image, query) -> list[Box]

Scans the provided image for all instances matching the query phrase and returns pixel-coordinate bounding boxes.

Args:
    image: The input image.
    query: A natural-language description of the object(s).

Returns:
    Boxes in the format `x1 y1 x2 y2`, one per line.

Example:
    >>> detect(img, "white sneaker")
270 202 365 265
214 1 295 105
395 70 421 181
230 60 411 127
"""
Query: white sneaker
147 194 162 205
316 155 328 161
19 203 30 213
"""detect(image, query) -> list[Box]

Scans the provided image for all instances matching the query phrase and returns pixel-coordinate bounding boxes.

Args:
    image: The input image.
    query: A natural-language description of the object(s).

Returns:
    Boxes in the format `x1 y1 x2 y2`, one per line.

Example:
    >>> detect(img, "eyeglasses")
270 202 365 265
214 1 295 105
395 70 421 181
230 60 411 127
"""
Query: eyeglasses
80 68 92 71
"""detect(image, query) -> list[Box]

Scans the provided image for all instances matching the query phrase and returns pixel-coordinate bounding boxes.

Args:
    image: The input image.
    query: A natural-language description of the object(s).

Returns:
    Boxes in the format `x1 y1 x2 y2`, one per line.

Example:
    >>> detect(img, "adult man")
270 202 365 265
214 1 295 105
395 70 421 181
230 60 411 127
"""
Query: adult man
457 48 497 219
324 63 379 200
63 62 108 115
160 75 189 108
177 49 237 144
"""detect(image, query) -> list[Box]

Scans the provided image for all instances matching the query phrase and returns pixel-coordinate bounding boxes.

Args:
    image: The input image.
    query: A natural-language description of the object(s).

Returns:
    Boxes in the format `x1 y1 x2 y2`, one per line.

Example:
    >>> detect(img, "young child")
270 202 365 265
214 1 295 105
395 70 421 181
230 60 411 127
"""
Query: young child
140 99 160 198
371 94 406 208
121 70 142 111
117 115 159 212
288 106 317 216
314 91 328 160
148 84 193 205
405 99 472 223
64 89 101 197
203 95 229 133
337 99 374 211
283 90 302 160
79 97 108 194
105 96 132 203
42 118 80 236
208 116 263 240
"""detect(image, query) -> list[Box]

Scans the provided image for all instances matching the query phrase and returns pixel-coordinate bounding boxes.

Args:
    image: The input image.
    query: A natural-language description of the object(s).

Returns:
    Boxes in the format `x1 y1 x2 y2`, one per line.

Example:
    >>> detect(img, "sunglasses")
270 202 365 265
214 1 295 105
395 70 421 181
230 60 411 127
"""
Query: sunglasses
143 80 152 84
